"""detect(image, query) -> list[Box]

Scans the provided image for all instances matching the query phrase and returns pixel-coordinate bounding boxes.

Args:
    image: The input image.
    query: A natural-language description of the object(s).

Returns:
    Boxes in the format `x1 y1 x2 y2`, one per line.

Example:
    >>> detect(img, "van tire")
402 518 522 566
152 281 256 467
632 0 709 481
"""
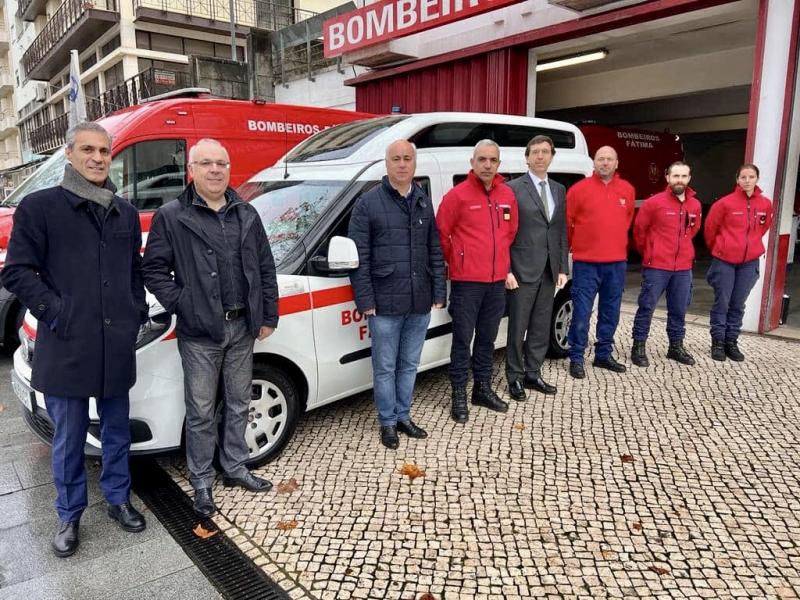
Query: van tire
244 363 300 467
547 289 571 359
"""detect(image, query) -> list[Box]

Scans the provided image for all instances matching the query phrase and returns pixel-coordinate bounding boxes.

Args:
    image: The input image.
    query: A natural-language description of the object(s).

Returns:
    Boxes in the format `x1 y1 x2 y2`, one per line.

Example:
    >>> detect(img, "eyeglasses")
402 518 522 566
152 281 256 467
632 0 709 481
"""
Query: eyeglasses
192 160 230 169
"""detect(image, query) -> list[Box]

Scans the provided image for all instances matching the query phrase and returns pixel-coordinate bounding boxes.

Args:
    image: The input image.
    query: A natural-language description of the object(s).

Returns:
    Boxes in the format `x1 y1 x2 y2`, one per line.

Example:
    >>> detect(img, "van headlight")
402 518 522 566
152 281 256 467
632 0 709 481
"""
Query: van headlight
136 312 172 349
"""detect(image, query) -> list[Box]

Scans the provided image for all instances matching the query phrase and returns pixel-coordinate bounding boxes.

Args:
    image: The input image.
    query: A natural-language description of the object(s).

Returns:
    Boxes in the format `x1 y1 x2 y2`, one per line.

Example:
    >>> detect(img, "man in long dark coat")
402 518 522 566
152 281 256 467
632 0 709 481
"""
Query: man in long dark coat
2 122 148 558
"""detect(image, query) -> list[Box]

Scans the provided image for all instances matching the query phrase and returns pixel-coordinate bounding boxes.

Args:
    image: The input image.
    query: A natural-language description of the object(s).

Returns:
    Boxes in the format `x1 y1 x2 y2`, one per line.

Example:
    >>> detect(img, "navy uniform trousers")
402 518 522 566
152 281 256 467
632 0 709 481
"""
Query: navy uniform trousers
632 267 693 342
706 257 759 341
45 394 132 523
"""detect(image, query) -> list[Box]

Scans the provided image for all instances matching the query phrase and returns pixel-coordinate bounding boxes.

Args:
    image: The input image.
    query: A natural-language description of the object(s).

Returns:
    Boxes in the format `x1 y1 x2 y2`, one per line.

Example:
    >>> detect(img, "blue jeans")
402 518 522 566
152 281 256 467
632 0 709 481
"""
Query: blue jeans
706 258 759 341
45 394 132 523
632 268 693 342
177 317 254 490
568 260 626 362
368 312 431 427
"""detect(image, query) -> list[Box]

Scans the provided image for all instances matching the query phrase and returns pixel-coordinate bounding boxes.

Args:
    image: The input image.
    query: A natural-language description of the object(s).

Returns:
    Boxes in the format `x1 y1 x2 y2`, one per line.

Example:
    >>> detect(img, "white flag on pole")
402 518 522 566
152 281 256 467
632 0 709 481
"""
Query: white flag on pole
68 49 87 128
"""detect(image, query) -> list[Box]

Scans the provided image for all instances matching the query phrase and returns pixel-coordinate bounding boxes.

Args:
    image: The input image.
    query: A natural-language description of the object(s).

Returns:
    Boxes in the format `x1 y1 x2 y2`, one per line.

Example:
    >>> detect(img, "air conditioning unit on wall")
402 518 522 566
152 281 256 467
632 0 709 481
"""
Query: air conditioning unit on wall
34 82 48 102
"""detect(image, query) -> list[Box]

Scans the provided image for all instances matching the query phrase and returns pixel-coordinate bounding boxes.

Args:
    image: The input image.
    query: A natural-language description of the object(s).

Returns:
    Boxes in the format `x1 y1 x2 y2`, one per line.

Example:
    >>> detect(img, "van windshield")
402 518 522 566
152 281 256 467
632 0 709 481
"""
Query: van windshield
239 180 348 263
285 116 408 163
2 152 66 207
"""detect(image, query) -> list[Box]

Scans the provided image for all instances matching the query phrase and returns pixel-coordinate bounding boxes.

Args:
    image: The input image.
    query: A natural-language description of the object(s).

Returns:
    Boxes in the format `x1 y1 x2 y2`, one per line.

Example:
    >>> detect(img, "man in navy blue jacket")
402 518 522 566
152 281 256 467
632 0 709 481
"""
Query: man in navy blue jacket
348 140 446 449
2 122 148 557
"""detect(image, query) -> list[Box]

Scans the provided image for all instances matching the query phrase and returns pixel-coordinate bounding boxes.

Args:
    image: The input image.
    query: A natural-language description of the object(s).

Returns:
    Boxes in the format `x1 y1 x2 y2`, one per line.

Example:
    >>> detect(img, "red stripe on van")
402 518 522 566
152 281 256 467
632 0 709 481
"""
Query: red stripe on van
279 292 313 316
310 285 354 309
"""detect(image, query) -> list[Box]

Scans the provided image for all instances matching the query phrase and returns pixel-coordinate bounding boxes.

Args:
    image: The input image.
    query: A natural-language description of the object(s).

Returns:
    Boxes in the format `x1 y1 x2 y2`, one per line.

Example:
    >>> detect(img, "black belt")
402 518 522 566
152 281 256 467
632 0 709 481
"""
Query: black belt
224 308 245 321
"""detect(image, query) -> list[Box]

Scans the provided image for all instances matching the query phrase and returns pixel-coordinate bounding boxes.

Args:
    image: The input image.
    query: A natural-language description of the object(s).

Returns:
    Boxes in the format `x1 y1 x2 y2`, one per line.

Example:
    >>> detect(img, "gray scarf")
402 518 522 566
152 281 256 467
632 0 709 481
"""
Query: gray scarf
60 163 117 209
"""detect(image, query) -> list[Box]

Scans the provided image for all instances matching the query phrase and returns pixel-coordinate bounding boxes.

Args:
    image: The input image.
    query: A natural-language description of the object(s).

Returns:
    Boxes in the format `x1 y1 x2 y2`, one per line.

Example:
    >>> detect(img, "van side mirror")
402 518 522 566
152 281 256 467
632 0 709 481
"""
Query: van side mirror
309 236 360 274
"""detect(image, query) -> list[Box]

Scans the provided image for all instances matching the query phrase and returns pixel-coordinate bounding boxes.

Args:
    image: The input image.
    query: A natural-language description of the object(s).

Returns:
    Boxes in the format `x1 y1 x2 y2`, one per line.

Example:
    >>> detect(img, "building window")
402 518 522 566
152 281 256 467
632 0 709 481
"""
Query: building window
104 62 124 90
82 53 98 72
101 35 121 57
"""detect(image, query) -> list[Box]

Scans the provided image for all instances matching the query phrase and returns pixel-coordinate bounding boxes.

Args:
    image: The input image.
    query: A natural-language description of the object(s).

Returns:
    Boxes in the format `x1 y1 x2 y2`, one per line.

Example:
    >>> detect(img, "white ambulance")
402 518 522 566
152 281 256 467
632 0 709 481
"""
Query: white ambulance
12 112 592 466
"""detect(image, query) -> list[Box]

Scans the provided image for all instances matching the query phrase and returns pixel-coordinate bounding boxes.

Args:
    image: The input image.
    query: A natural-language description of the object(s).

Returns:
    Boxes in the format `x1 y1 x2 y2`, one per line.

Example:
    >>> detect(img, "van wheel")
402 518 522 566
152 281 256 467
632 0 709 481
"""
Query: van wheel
547 290 571 359
244 364 300 467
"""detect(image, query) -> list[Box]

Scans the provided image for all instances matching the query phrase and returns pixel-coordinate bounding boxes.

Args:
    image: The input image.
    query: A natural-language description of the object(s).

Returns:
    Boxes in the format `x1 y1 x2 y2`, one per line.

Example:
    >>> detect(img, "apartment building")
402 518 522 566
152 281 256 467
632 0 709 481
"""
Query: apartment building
7 0 315 162
0 1 21 177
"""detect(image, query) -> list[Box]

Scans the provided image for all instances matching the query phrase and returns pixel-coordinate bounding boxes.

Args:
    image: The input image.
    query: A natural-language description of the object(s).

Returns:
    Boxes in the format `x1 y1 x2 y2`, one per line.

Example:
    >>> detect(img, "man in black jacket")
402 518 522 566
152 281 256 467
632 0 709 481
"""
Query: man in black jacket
143 138 278 517
348 140 446 449
2 122 148 557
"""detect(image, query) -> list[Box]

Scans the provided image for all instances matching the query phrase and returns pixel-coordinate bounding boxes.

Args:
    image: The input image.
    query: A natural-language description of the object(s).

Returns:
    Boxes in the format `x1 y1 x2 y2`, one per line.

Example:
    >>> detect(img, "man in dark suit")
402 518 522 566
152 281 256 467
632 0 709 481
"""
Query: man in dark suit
505 135 569 399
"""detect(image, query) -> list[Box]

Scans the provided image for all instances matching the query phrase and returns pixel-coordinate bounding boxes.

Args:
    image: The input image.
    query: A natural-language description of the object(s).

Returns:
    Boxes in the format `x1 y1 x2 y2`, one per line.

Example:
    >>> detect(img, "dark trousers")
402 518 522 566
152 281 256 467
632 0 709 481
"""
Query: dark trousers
448 281 506 386
505 267 555 382
706 258 760 341
45 394 132 523
568 260 626 363
632 268 693 342
177 317 254 490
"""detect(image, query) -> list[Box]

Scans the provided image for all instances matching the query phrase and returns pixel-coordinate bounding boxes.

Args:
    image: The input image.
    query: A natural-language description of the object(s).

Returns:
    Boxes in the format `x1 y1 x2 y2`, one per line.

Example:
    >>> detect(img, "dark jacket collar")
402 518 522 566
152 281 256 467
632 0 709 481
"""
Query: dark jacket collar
380 176 427 208
178 182 244 209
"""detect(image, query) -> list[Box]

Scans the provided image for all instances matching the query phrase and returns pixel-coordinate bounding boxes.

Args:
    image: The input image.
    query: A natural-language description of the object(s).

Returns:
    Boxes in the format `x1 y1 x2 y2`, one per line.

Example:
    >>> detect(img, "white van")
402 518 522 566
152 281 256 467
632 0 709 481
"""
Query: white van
12 113 592 465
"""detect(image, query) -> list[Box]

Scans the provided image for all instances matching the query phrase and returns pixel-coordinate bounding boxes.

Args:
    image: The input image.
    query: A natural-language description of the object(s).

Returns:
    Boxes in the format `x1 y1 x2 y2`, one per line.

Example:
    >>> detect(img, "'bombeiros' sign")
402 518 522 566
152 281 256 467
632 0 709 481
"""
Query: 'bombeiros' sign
323 0 520 57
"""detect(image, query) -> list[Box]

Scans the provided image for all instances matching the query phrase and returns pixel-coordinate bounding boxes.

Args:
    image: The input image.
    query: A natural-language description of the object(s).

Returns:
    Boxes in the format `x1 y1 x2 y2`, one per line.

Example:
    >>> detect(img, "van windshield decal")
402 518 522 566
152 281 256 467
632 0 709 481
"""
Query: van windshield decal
239 180 349 263
285 116 408 163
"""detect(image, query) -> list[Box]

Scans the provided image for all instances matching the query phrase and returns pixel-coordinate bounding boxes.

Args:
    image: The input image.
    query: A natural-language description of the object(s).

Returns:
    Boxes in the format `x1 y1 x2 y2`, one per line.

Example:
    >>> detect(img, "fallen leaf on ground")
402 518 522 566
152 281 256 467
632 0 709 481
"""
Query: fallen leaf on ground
631 522 643 531
276 519 298 530
398 463 426 480
620 454 635 463
192 524 218 539
276 478 300 494
513 423 526 431
648 565 669 575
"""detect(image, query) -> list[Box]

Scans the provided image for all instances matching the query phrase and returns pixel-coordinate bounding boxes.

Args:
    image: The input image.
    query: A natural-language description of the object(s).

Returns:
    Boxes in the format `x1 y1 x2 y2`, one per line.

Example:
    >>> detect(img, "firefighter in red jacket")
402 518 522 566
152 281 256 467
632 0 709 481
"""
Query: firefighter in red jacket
704 163 773 361
566 146 635 379
437 140 519 423
631 162 702 367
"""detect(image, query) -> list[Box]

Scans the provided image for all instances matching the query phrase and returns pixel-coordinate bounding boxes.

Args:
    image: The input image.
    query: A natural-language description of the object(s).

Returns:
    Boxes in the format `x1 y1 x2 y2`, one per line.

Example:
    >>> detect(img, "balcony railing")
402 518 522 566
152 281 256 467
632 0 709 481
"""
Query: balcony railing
27 113 68 154
24 67 191 154
22 0 119 81
17 0 48 21
134 0 256 28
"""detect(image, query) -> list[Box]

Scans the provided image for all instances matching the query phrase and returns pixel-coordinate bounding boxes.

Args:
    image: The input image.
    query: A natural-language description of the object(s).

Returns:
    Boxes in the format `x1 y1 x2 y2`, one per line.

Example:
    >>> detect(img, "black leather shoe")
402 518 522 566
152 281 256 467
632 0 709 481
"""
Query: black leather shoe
471 381 509 413
508 379 526 401
107 502 146 533
222 472 273 493
711 338 726 361
379 425 399 449
193 488 216 518
569 361 586 379
451 386 469 423
523 376 557 395
725 339 745 362
397 420 428 438
592 356 627 373
631 339 649 368
667 340 696 366
52 520 79 558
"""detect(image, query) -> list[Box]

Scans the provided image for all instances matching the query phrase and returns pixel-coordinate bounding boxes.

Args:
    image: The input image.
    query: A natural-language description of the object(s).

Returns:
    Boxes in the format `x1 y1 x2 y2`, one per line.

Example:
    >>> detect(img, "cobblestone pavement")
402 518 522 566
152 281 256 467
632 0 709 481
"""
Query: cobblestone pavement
164 314 800 599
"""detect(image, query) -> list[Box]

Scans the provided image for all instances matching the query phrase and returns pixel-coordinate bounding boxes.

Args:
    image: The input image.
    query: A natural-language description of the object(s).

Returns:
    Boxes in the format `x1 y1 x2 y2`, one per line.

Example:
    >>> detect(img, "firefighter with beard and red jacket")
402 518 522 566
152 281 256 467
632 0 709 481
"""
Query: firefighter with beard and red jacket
436 140 518 424
631 162 702 367
704 163 773 362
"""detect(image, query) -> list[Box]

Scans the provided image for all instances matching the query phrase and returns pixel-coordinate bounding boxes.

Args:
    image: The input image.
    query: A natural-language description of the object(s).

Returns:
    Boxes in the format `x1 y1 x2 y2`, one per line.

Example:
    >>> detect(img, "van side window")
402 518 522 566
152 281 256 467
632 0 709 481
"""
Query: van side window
109 139 186 211
411 123 576 150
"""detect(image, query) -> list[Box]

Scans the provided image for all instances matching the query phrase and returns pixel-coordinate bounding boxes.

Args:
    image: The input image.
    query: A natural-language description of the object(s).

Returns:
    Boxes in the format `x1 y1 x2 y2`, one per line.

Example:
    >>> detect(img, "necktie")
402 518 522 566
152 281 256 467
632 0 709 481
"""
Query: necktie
539 181 550 221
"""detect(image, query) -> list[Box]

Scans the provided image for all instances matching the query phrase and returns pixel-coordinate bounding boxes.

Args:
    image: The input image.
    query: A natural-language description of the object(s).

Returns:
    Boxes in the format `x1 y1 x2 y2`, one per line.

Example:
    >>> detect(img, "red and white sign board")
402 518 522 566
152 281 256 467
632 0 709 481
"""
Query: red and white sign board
323 0 520 57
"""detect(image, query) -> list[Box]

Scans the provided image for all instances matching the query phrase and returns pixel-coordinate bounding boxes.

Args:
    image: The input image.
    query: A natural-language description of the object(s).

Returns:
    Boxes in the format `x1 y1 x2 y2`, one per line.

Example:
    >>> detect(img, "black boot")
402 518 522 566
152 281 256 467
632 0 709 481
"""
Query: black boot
725 338 745 361
667 339 695 366
631 339 649 367
52 520 80 558
471 381 509 413
451 385 469 423
711 338 726 361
